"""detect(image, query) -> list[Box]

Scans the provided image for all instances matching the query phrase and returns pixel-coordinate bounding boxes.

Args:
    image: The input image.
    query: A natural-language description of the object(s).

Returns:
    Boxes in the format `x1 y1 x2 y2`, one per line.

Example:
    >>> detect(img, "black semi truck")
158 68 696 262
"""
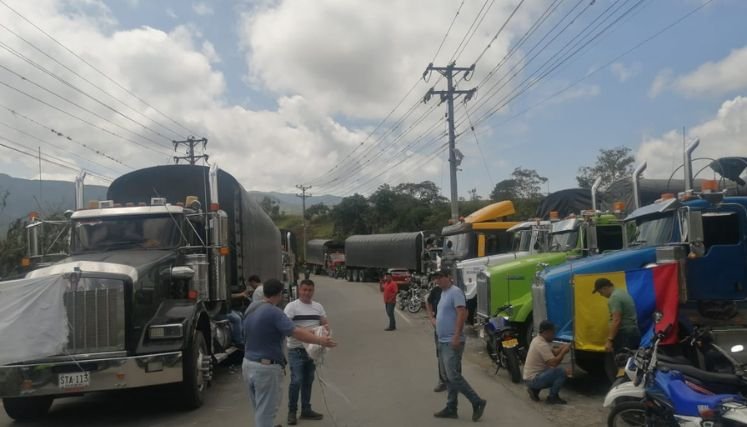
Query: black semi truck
0 164 282 420
344 232 435 282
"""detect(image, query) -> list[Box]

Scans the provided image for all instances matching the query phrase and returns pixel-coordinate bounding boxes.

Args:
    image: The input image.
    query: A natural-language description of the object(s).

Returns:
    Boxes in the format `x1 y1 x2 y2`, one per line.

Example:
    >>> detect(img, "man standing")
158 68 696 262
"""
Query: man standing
242 279 336 427
593 278 640 353
381 273 398 331
284 279 328 425
247 275 264 302
432 269 487 421
425 280 447 392
523 320 571 404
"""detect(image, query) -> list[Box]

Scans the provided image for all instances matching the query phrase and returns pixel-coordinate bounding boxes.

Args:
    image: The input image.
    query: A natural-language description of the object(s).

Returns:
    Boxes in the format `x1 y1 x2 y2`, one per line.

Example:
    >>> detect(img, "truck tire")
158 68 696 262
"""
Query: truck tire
3 396 53 421
504 347 523 384
181 331 210 409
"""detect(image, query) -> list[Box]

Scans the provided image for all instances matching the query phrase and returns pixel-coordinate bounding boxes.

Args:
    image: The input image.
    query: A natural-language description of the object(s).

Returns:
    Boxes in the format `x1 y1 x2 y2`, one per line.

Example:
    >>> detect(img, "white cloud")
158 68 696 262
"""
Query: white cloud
165 8 177 19
636 96 747 179
610 62 641 82
674 46 747 96
648 69 673 98
192 2 214 16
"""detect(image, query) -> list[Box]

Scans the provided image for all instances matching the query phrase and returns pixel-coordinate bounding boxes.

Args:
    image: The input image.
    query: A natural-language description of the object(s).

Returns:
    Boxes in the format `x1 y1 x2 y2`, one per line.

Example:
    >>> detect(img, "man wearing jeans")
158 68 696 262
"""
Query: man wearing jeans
284 279 328 425
242 279 336 427
426 281 447 392
432 269 487 422
523 320 571 405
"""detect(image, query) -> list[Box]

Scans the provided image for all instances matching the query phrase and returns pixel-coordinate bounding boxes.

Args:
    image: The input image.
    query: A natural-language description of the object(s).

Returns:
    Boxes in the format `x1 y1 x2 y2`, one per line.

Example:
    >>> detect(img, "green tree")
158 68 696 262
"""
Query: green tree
489 167 547 218
330 194 371 238
304 203 330 220
577 146 635 189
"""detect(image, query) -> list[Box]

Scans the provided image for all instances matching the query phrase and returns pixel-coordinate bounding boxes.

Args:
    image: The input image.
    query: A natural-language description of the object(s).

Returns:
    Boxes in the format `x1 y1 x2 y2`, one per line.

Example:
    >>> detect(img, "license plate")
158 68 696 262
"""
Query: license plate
502 338 518 348
58 372 90 389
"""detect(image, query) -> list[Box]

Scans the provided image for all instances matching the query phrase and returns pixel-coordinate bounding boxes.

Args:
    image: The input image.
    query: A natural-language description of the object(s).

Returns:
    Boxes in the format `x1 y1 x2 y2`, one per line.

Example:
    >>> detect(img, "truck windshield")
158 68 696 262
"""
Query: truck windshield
550 231 578 252
444 233 474 260
72 215 183 253
629 214 675 247
512 230 531 252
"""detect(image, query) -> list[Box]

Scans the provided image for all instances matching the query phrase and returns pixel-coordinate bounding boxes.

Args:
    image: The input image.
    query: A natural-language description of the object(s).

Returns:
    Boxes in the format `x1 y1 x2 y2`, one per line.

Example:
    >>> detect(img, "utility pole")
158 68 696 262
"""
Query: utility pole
296 184 312 262
173 136 209 165
423 62 476 221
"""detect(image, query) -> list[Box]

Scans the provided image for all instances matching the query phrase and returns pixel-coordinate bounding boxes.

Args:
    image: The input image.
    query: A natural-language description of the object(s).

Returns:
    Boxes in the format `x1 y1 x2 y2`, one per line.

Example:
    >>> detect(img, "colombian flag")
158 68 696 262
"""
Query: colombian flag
572 263 680 351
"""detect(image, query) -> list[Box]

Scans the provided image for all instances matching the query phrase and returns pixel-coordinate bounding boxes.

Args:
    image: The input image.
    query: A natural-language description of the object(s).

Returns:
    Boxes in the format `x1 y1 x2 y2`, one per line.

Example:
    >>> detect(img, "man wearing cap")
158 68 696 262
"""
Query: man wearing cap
432 268 487 421
523 320 571 404
381 273 398 331
593 277 640 354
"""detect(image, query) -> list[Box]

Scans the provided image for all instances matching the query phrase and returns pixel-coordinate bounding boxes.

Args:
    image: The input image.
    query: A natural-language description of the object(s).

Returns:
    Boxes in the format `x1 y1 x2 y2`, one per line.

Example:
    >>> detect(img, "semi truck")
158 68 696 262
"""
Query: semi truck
305 239 345 275
441 201 520 318
344 232 433 282
0 164 282 420
533 146 747 376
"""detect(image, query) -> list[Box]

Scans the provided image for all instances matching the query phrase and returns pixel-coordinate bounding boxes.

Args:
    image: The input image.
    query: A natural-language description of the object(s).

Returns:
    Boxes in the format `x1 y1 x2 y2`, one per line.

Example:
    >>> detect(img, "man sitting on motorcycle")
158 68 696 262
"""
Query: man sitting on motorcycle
523 320 571 405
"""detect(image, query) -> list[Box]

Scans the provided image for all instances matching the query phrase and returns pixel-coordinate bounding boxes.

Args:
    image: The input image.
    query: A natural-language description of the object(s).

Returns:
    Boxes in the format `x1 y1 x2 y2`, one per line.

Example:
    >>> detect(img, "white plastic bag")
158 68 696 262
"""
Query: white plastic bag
303 325 330 363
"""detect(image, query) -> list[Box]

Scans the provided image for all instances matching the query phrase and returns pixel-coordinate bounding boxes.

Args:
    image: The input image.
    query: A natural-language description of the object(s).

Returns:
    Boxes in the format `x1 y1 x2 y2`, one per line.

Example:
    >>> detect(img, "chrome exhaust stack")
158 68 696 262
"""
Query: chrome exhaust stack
633 162 647 209
684 139 700 193
74 171 86 210
591 177 602 212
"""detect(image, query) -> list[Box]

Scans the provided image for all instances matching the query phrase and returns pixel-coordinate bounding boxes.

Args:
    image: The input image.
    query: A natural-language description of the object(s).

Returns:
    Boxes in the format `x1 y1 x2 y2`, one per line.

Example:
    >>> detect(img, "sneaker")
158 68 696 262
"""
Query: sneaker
546 395 568 405
472 399 487 422
433 383 447 392
433 408 458 419
300 409 324 420
288 412 297 425
527 387 540 402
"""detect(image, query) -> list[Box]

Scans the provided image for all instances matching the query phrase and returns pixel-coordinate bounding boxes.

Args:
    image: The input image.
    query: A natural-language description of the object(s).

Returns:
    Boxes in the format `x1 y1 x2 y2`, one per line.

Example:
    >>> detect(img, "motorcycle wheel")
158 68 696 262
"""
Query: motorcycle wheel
606 401 648 427
503 346 522 384
407 297 421 313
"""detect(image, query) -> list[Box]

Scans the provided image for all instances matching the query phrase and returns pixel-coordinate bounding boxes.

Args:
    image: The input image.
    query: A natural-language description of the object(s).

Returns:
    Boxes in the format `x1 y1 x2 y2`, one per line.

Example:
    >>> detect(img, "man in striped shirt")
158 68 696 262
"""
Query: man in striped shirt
284 279 329 425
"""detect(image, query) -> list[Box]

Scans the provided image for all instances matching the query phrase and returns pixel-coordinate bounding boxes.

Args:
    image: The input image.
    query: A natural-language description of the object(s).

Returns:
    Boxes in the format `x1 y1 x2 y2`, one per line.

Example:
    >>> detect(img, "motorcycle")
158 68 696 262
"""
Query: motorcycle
481 303 525 383
605 313 747 426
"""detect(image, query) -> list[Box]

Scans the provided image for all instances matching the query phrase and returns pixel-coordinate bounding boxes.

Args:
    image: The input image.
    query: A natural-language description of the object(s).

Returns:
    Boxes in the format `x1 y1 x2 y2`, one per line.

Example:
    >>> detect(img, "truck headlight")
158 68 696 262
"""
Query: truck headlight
148 323 184 340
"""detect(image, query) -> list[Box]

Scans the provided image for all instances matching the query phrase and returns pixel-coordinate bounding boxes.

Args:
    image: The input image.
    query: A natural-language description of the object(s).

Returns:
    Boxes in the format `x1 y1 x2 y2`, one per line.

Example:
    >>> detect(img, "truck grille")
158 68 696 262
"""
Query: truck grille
63 278 126 354
476 273 490 318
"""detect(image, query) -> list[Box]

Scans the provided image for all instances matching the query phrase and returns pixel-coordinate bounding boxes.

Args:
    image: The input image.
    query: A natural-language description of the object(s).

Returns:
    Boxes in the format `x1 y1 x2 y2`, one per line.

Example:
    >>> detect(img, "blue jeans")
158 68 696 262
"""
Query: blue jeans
526 367 566 398
438 342 482 410
434 332 447 385
385 303 396 329
288 348 316 413
242 359 283 427
227 311 243 345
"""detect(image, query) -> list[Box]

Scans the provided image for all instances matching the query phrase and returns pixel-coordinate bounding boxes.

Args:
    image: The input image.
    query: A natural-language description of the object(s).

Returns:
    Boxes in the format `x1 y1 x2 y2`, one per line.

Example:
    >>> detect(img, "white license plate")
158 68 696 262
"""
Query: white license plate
58 372 90 389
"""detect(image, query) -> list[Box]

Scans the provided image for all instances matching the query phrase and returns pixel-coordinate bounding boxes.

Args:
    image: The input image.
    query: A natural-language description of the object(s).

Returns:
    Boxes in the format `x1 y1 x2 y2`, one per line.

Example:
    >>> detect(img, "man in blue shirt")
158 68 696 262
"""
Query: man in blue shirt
242 279 336 427
433 268 487 422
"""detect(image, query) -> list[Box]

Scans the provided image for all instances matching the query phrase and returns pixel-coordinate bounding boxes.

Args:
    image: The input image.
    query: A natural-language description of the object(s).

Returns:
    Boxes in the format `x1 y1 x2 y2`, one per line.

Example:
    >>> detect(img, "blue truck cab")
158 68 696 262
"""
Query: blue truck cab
532 192 747 373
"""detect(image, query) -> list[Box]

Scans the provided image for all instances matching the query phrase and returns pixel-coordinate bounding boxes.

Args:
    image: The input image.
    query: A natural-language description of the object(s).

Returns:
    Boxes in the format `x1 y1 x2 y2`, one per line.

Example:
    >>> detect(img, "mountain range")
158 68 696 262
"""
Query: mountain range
0 174 340 232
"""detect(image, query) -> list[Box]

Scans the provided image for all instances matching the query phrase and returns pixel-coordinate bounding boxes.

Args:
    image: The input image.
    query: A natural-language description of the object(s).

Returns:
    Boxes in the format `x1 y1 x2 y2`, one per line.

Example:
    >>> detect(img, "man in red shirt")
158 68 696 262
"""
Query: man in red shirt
381 273 398 331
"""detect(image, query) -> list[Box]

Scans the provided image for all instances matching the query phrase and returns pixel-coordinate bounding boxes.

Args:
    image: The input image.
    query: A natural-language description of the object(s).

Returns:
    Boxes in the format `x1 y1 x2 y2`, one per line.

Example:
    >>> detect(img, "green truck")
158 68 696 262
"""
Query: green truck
475 212 627 345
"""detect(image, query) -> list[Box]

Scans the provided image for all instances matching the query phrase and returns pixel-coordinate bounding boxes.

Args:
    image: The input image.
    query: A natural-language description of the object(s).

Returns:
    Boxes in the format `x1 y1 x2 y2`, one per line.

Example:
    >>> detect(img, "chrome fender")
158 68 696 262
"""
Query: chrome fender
603 380 644 408
722 402 747 424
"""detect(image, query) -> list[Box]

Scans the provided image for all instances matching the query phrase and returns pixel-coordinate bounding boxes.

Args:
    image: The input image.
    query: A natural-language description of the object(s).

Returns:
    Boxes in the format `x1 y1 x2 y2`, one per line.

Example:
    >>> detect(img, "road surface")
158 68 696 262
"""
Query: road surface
0 275 608 426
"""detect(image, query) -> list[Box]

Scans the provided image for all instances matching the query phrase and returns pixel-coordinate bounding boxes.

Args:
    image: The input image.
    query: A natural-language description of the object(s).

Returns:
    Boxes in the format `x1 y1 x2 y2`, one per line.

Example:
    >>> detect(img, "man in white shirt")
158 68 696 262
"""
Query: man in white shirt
284 279 329 425
523 320 571 405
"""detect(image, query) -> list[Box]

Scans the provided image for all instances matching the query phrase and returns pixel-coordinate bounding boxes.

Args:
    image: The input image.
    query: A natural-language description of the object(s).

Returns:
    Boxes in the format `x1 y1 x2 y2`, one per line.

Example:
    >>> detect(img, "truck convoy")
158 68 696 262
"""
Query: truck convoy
0 164 283 421
306 239 345 276
345 232 433 282
441 201 520 317
533 146 747 376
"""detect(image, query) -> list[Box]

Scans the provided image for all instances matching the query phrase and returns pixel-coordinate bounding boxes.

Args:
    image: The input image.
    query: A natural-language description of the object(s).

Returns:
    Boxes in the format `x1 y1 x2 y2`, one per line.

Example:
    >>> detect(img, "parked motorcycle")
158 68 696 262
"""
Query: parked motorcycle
481 303 525 383
605 314 747 426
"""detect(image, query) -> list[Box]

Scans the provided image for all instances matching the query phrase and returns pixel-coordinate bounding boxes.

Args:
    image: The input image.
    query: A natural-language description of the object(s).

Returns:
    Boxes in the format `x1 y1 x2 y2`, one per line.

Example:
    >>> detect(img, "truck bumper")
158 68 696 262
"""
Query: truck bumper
0 352 183 398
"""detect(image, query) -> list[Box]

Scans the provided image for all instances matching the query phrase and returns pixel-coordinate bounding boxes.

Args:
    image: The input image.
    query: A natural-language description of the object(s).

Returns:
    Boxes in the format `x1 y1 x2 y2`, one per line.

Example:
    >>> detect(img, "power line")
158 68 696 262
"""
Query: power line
431 0 466 64
462 104 494 185
449 0 492 62
471 0 527 67
0 78 173 157
0 0 198 137
0 63 173 150
0 40 179 143
0 21 185 139
0 103 133 169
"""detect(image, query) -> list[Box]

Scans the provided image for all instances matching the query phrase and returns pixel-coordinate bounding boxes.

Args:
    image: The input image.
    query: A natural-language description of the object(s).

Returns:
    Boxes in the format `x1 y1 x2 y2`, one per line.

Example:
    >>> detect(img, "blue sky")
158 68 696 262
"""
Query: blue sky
1 0 746 198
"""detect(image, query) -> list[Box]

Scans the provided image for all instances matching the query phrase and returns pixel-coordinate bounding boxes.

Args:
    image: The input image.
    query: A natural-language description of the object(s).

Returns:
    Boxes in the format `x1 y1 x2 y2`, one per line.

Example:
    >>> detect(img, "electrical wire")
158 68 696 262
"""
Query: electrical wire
463 104 494 185
431 0 466 64
471 0 527 67
450 0 492 62
0 0 197 137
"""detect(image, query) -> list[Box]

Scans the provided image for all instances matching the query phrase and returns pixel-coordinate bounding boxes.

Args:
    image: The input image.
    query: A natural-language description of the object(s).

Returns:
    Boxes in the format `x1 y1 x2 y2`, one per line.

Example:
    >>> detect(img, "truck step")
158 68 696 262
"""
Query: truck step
213 347 239 364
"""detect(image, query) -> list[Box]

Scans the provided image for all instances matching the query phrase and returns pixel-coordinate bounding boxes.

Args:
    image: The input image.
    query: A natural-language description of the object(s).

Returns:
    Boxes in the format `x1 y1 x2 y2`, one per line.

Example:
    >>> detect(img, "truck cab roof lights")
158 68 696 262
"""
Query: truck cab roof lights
659 193 676 201
125 202 135 207
701 179 719 193
88 200 98 209
138 202 147 206
28 211 39 220
209 203 220 212
151 197 167 206
549 211 560 220
219 246 230 256
98 200 114 209
613 202 625 214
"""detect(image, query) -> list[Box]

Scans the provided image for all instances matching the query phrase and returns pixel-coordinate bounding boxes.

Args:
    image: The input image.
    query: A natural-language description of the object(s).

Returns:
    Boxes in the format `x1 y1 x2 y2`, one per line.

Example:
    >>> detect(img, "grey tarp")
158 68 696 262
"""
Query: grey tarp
345 232 423 272
535 188 593 219
0 275 68 365
306 239 343 266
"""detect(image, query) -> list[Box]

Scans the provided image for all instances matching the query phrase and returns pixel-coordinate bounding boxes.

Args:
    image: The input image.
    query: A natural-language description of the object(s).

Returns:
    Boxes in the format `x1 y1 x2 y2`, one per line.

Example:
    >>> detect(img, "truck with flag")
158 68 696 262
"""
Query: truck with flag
477 211 626 346
532 146 747 376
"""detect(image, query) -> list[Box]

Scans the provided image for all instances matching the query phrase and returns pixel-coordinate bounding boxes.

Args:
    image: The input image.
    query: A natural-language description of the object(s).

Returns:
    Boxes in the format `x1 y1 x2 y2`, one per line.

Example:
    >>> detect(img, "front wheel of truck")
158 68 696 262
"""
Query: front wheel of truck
3 396 53 421
181 331 210 409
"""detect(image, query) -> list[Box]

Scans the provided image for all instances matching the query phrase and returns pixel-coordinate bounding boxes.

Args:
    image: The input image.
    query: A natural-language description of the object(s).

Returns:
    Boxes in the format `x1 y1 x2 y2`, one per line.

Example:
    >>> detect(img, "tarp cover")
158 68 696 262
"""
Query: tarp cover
345 232 423 271
535 188 592 219
0 275 68 365
306 239 343 266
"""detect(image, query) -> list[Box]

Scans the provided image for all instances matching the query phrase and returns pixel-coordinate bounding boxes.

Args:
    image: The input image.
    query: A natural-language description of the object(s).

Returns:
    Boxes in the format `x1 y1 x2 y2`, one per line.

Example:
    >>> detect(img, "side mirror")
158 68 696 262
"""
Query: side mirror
679 209 705 256
171 266 195 280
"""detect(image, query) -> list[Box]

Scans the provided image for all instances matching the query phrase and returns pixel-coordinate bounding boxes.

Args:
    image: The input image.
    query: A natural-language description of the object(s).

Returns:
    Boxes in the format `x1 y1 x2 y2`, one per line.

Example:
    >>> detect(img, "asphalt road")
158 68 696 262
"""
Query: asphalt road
0 275 610 426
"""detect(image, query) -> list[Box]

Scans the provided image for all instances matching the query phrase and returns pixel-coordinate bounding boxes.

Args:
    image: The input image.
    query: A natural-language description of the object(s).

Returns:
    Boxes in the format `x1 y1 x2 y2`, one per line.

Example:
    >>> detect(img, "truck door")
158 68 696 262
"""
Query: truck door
686 209 747 301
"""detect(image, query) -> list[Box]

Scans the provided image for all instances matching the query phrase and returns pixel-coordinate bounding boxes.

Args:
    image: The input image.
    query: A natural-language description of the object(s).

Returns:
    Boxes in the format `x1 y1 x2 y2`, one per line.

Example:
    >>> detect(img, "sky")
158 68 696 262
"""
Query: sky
0 0 745 200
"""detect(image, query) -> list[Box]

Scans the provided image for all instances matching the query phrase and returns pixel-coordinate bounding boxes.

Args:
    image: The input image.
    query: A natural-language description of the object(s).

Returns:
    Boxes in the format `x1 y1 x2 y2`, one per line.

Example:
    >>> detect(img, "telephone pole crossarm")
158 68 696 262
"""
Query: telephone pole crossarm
173 137 209 165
